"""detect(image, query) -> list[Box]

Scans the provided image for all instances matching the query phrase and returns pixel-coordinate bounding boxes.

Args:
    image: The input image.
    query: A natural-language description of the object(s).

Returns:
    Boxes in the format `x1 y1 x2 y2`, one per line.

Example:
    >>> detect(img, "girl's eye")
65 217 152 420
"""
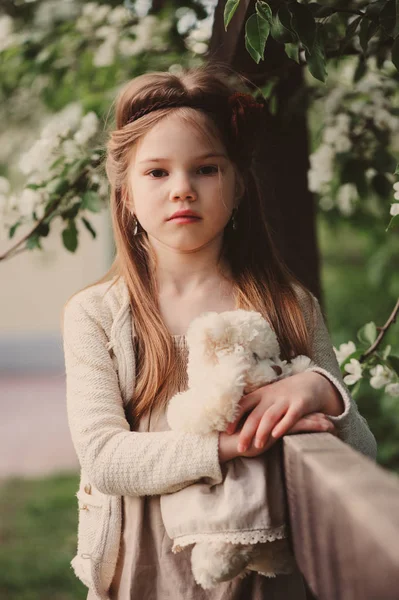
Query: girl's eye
147 165 219 178
198 165 219 175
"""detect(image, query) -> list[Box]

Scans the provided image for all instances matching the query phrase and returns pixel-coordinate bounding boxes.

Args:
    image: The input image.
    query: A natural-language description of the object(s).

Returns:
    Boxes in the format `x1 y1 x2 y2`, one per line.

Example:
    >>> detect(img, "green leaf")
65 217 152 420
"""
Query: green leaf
50 156 65 171
391 35 399 71
339 16 362 55
284 42 300 63
357 322 378 346
81 217 97 239
387 356 399 376
353 55 367 82
371 173 394 198
359 18 379 54
9 222 21 239
245 11 271 63
259 79 277 99
224 0 240 31
308 3 336 18
36 222 50 237
271 11 294 43
305 24 327 82
81 191 102 213
62 201 82 220
379 0 396 36
269 94 278 116
62 220 78 253
26 182 45 191
278 4 297 40
256 1 272 24
287 2 316 53
350 379 362 399
48 178 70 196
382 345 392 360
26 234 41 250
386 213 399 232
395 163 399 175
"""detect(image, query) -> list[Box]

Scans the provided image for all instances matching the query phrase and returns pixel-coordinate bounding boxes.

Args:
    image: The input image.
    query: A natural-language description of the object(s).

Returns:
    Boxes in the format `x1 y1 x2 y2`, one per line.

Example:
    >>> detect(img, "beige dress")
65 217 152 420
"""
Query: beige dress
88 334 308 600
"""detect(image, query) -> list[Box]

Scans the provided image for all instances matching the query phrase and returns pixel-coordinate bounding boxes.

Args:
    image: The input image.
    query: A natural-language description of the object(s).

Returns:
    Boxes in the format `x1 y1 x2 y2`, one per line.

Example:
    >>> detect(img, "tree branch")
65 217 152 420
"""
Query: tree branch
360 298 399 361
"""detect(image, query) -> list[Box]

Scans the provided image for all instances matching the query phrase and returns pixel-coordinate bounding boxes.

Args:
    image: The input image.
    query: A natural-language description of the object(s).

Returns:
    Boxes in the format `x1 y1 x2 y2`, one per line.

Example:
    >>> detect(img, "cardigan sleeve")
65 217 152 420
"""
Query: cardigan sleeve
62 295 223 497
302 291 377 460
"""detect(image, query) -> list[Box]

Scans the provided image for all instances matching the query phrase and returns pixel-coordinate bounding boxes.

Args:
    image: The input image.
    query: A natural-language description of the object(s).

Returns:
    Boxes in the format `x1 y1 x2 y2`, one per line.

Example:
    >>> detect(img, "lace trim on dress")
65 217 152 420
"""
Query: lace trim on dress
171 524 287 553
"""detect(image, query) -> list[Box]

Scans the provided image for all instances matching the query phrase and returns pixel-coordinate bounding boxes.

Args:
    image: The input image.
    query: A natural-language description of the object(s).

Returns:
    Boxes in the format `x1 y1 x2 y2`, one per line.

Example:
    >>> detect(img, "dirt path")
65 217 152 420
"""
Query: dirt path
0 373 79 480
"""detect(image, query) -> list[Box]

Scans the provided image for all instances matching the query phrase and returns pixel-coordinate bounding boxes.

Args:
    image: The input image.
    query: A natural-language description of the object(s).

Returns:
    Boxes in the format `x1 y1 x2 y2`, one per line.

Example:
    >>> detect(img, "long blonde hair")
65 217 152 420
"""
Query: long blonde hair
67 63 315 428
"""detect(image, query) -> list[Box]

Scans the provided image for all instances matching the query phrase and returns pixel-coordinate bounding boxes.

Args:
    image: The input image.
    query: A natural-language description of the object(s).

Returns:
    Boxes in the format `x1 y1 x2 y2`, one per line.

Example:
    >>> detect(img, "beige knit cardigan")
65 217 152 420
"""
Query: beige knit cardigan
62 276 377 600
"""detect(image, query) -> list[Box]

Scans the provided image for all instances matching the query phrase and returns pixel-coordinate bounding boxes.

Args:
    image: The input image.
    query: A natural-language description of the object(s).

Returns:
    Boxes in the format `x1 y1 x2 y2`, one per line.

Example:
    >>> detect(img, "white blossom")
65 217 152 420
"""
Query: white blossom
0 15 15 52
385 382 399 397
19 137 60 177
336 183 357 216
62 139 81 163
343 359 362 385
73 112 99 145
120 15 170 57
107 6 130 26
393 181 399 200
390 203 399 216
308 144 334 193
369 364 393 389
18 188 47 218
334 341 356 365
0 176 10 196
93 40 117 67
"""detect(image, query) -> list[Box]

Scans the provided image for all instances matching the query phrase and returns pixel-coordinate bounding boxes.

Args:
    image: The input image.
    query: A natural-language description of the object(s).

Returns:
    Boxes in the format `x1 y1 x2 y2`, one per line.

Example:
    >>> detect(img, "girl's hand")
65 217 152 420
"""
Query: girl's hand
225 371 337 453
219 412 337 463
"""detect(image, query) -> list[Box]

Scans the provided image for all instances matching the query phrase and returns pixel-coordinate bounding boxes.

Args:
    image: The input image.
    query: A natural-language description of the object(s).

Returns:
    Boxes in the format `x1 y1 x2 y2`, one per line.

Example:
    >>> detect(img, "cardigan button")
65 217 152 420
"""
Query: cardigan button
84 484 92 494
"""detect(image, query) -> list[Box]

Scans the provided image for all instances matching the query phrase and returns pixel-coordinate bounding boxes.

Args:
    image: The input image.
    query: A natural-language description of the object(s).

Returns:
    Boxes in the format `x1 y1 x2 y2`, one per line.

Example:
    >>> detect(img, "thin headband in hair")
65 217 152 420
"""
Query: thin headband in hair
125 92 266 168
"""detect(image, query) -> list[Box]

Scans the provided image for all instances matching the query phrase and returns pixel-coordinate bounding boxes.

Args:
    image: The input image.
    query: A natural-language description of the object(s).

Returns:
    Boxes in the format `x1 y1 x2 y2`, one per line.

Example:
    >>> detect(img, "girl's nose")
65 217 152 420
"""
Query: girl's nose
171 174 197 201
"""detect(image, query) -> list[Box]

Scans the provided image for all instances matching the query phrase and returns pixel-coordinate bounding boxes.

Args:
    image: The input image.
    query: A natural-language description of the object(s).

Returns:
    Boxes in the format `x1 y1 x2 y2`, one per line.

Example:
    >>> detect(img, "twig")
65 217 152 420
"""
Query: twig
360 297 399 361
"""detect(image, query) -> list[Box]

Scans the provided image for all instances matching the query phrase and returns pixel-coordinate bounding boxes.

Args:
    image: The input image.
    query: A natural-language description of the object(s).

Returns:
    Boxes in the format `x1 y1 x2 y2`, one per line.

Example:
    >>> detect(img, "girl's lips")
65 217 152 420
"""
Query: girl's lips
169 216 201 223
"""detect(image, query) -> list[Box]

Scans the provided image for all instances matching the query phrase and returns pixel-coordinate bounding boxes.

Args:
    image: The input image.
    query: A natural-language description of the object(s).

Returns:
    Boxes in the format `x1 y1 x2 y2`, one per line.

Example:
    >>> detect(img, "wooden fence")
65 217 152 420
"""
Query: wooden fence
283 433 399 600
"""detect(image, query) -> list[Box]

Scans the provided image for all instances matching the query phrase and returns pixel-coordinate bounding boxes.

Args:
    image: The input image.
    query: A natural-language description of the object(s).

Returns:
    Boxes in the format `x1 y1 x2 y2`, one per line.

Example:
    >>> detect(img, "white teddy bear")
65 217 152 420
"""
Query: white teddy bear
164 309 316 590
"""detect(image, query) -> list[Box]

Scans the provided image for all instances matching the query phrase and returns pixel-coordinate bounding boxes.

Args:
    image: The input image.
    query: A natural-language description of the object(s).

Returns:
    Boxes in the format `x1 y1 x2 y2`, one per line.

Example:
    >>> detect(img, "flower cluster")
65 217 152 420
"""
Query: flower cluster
334 341 399 398
75 3 171 67
0 104 102 238
308 56 399 218
391 182 399 216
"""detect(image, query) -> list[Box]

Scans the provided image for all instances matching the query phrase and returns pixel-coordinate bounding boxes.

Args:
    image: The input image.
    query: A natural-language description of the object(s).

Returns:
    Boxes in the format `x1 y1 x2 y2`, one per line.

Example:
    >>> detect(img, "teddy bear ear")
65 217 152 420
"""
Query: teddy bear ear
186 312 226 350
247 313 281 358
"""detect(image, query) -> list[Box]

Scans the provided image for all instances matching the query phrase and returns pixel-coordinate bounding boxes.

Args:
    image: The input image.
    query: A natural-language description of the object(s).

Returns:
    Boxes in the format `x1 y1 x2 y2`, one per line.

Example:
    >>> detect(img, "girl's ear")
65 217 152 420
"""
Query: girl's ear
122 184 135 213
234 172 245 205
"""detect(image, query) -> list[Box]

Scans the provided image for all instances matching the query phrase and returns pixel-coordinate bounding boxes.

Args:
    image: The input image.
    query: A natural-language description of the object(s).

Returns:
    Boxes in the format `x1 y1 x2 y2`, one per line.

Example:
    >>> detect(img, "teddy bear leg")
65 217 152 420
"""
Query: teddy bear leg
246 538 296 577
191 542 255 590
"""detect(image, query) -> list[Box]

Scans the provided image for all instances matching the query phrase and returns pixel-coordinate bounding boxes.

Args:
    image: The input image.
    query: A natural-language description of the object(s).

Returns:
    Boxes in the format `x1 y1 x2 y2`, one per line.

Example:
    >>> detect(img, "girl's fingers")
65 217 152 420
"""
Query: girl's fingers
286 413 336 435
238 405 283 452
226 393 262 434
269 405 303 439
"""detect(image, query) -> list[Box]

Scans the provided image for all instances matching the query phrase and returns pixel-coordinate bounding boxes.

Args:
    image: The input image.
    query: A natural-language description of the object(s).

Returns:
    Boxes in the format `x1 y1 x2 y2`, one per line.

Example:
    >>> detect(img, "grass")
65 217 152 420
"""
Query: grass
0 472 86 600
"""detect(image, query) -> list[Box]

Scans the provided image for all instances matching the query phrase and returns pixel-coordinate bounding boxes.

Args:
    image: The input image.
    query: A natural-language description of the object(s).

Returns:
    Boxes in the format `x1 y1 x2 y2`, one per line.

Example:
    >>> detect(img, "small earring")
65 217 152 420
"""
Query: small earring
231 207 238 231
133 214 139 235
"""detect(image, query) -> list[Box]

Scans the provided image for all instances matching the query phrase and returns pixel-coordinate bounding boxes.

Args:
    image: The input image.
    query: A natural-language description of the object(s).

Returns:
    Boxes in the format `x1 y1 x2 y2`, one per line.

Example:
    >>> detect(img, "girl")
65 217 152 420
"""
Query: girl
62 63 377 600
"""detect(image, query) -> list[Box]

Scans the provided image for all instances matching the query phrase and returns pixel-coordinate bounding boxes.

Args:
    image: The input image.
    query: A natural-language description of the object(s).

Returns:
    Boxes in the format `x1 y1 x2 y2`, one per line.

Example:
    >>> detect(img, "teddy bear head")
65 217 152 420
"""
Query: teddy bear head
186 309 281 365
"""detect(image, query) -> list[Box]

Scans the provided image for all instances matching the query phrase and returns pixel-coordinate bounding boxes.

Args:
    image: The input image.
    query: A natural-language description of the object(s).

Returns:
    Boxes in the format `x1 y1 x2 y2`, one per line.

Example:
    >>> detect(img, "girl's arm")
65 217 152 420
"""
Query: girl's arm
303 291 378 460
62 296 223 497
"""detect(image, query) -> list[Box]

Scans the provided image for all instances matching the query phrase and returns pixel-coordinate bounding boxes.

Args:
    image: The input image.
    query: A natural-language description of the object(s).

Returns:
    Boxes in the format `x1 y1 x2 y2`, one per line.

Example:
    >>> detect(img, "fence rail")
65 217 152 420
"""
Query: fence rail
283 433 399 600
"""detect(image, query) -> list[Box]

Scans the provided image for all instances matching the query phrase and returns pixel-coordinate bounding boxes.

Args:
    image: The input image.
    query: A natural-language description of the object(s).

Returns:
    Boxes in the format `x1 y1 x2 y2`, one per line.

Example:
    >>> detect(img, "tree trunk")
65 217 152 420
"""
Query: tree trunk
207 0 323 304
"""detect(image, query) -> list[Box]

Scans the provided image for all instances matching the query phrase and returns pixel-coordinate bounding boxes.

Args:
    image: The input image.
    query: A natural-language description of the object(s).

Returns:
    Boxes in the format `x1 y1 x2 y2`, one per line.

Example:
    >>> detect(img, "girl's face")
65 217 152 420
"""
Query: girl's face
127 112 244 254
